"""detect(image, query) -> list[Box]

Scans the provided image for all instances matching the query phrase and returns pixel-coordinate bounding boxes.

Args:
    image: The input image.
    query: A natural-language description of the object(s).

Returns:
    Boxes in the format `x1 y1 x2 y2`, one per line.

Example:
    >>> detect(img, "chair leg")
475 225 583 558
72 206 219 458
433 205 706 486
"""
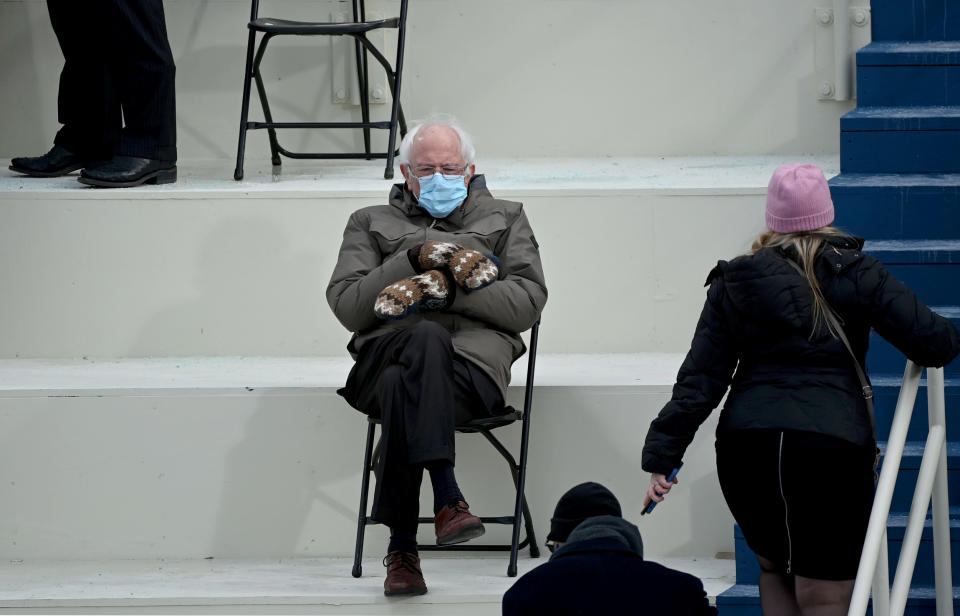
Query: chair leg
509 414 535 576
384 0 408 179
352 37 371 158
352 421 377 578
234 29 257 181
252 34 282 168
479 428 535 576
521 492 540 558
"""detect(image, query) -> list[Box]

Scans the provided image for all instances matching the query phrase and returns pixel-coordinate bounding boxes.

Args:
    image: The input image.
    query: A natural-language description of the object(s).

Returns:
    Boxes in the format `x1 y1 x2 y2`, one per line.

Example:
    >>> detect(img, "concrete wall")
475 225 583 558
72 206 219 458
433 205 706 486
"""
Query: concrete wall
0 0 857 161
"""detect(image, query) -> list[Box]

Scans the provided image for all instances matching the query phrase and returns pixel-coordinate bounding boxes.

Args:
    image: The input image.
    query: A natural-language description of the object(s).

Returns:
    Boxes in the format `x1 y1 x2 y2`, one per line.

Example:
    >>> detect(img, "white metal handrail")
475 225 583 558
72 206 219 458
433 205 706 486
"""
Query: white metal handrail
849 361 951 616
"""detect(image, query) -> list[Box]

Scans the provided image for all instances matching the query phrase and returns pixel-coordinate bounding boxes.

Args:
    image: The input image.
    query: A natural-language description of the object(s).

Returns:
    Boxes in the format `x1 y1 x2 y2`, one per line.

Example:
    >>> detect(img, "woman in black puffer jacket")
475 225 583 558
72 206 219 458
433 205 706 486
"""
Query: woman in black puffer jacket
641 163 959 616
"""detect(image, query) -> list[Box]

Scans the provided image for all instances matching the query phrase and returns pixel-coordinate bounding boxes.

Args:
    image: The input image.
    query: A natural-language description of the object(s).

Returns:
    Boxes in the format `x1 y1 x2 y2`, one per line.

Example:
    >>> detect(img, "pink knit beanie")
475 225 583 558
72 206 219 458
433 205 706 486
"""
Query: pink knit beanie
765 163 835 233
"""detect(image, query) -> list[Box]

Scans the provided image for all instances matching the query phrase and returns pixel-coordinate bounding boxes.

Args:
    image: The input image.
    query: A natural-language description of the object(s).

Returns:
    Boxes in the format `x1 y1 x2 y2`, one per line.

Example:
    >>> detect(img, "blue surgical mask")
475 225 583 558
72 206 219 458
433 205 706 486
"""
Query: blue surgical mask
416 172 468 218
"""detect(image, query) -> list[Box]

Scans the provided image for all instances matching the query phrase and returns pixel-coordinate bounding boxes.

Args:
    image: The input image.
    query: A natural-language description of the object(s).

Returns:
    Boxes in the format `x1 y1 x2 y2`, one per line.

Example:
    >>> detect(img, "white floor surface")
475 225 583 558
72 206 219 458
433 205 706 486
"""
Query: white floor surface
0 556 735 614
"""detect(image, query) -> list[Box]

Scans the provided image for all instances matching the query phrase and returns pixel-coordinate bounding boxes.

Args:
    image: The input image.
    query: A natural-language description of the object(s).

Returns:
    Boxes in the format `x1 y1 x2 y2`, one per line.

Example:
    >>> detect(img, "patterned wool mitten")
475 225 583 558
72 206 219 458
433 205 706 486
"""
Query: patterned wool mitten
416 241 499 290
374 270 452 319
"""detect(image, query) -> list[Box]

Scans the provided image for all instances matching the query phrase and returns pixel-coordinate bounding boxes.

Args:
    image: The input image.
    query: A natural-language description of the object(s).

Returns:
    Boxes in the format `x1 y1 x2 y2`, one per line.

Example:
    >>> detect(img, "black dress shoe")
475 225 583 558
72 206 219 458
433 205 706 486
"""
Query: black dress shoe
78 156 177 188
9 144 102 178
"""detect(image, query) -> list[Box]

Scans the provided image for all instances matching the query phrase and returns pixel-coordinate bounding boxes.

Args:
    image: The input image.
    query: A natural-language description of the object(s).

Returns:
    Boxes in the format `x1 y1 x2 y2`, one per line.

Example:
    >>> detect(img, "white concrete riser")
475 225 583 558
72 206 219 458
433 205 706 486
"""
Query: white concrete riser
0 191 765 358
0 385 734 561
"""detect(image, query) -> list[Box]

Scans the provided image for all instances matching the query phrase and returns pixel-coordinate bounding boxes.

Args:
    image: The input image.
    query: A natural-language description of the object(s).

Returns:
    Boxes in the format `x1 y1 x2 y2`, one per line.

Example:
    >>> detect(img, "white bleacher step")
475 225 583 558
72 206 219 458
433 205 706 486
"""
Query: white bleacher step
0 353 686 395
0 156 840 197
0 556 734 614
0 351 737 564
0 155 838 359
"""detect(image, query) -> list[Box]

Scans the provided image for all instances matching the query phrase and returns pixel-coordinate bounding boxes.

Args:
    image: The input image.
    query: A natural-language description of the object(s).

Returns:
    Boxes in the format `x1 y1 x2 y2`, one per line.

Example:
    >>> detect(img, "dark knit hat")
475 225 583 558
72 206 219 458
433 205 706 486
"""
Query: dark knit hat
547 482 622 543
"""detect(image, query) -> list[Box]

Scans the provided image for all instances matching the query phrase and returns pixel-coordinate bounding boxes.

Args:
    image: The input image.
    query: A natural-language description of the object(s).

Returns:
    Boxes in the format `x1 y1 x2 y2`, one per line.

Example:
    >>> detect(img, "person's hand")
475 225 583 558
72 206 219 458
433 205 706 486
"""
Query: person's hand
643 472 679 510
374 270 451 319
414 241 499 290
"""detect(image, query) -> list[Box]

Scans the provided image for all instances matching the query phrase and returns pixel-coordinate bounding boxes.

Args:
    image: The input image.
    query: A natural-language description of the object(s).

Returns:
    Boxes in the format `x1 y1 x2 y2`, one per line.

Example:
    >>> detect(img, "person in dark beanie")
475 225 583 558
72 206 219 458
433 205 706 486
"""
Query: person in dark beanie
545 482 622 550
502 482 716 616
642 163 960 616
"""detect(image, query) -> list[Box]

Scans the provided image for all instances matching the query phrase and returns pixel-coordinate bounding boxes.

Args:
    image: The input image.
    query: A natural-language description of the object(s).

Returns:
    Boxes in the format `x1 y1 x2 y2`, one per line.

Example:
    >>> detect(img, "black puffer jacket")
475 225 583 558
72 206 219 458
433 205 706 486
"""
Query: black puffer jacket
642 237 960 475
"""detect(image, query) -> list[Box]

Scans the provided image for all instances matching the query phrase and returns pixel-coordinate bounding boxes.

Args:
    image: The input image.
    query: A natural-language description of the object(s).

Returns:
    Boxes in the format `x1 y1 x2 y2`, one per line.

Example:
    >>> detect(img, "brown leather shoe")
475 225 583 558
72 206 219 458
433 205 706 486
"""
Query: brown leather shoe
434 500 485 546
383 551 427 596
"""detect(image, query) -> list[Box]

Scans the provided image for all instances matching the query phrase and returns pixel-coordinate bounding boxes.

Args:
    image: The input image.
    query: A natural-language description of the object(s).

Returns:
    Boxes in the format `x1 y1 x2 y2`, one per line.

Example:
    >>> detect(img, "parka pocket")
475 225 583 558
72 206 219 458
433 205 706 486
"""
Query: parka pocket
440 213 508 253
369 219 421 257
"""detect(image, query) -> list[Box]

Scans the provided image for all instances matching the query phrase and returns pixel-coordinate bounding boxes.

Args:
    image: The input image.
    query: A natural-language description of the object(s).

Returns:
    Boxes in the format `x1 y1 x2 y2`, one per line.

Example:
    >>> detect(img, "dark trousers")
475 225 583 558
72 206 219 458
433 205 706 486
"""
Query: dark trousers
339 321 504 530
48 0 177 161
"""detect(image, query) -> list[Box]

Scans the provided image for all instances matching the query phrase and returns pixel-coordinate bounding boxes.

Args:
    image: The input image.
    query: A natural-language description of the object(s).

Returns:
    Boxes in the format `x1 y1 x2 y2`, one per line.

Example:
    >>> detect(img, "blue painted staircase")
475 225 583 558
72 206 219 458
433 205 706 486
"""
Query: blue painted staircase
718 1 960 613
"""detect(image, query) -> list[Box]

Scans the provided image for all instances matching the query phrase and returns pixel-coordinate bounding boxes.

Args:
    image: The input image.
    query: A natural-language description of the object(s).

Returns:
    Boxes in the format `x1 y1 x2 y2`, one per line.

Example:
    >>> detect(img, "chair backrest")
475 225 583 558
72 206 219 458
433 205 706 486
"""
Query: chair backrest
249 0 374 21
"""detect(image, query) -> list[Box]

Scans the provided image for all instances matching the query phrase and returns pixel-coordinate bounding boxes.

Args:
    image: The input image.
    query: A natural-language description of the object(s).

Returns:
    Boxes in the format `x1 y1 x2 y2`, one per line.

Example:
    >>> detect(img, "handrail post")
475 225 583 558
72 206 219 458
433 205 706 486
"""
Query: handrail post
927 367 951 616
848 361 923 616
889 425 945 616
872 532 890 616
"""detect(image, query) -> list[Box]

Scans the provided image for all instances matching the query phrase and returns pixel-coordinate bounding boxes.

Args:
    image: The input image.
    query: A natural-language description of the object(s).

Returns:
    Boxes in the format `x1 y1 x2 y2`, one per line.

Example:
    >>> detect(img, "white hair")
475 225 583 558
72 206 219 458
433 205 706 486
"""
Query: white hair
397 114 476 168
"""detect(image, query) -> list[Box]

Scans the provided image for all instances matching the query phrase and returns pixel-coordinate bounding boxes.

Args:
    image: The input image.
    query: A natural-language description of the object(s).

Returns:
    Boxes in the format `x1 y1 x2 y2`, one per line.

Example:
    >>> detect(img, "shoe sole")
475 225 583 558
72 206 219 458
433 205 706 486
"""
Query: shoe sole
436 523 485 546
8 162 87 178
384 586 428 597
77 166 177 188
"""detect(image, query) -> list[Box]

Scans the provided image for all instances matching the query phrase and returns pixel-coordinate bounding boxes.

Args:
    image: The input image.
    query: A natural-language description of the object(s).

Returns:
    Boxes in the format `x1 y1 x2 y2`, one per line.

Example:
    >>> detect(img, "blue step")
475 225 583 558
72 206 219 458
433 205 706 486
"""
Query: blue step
871 0 960 42
857 42 960 107
731 515 960 587
865 240 960 265
858 241 960 306
717 583 960 616
840 108 960 173
886 512 960 587
732 525 762 584
883 445 960 514
873 378 960 442
830 173 960 241
866 309 960 379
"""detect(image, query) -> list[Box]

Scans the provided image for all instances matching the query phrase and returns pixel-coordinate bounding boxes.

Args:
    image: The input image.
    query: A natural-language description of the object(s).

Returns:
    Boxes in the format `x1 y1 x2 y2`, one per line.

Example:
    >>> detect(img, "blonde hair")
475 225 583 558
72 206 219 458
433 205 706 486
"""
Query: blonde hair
751 226 850 339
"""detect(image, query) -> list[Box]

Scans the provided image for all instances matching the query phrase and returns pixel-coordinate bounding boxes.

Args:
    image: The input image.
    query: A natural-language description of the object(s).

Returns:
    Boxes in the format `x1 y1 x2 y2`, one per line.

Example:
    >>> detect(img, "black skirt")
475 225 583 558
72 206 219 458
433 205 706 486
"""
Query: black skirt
716 428 876 581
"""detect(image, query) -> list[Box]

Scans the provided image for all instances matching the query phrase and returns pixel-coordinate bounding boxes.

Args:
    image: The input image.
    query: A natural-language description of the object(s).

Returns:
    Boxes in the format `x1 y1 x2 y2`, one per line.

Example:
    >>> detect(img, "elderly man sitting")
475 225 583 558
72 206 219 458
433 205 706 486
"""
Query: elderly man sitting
327 115 547 596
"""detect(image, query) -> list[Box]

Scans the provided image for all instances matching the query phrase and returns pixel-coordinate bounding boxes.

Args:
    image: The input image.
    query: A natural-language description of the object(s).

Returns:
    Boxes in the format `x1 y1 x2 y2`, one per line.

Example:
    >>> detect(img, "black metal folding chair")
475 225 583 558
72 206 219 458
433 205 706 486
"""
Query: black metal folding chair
351 321 541 578
234 0 408 180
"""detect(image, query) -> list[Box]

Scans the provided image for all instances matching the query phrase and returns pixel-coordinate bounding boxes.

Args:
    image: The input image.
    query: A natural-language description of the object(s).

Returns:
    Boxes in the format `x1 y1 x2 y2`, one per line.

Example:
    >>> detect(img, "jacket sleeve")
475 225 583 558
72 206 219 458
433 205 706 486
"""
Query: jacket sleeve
642 275 739 475
684 575 719 616
858 256 960 367
447 208 547 333
326 210 417 333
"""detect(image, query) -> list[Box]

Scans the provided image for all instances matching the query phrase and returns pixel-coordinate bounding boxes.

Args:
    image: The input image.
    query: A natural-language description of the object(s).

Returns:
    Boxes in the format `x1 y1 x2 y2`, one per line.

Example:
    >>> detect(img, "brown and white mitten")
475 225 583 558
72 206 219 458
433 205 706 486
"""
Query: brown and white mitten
374 270 451 320
415 241 499 290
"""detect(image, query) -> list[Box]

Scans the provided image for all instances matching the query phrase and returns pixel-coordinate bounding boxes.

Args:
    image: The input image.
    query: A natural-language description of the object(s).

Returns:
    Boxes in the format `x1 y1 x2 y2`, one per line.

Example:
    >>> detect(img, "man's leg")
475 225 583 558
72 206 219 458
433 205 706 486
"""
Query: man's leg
78 0 176 187
10 2 116 176
49 1 119 158
392 322 505 545
108 0 177 162
374 363 427 596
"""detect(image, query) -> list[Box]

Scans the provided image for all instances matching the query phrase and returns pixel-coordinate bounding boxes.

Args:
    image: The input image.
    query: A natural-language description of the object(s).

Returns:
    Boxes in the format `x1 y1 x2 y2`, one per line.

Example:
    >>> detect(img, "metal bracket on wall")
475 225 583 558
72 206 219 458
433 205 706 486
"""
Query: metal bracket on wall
329 11 389 106
814 4 872 101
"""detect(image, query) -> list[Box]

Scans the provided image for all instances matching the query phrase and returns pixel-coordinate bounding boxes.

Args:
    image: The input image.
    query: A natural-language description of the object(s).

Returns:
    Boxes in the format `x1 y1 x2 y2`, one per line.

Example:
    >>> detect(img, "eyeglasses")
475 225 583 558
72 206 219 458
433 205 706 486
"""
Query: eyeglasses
411 164 468 178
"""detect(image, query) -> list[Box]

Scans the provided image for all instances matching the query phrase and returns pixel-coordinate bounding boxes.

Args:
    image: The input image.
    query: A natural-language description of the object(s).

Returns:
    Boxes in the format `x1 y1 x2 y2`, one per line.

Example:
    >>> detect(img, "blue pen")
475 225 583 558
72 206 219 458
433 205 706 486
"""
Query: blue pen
641 463 682 515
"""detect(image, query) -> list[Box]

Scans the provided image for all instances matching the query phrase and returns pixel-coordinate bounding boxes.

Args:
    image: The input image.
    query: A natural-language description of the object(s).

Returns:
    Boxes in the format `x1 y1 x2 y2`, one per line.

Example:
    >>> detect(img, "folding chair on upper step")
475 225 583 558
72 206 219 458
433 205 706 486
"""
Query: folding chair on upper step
234 0 408 180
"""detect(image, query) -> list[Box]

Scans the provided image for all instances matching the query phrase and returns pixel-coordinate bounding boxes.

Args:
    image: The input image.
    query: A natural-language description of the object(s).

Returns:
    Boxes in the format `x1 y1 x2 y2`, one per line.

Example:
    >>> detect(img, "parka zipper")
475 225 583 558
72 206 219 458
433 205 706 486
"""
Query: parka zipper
778 431 793 574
